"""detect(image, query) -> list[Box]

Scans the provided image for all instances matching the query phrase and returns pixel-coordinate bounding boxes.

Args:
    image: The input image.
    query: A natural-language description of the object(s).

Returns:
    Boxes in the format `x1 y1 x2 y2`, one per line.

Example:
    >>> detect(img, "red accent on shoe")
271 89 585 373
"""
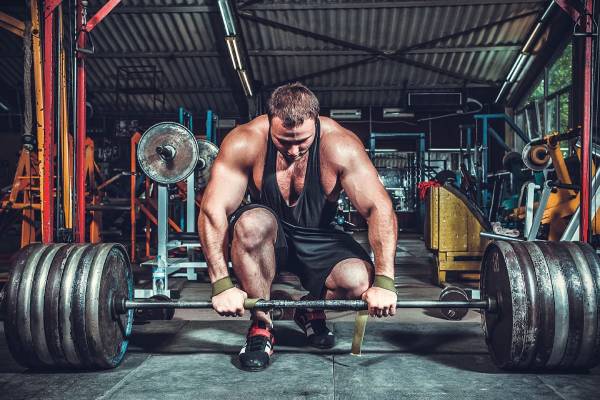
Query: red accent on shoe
248 324 275 344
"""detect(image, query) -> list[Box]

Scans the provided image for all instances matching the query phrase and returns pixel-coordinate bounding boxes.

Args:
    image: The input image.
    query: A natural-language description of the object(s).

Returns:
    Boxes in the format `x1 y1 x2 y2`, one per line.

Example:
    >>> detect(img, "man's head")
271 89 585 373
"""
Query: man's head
267 83 320 162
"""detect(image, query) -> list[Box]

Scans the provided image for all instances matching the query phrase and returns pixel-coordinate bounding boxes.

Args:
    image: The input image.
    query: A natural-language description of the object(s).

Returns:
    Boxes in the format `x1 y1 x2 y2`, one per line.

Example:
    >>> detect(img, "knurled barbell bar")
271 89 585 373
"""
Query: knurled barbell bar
116 298 493 312
1 240 600 372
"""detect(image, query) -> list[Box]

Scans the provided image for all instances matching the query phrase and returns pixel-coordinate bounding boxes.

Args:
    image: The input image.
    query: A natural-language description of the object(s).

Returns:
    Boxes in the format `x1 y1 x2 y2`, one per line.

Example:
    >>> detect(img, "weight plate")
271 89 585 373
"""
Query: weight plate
481 241 528 370
564 242 597 369
535 242 570 368
4 244 45 368
138 122 199 185
134 294 175 322
195 139 219 190
30 244 67 367
44 244 83 367
16 245 61 368
72 245 101 368
521 241 555 369
439 286 469 321
573 242 600 369
85 243 133 369
509 242 540 369
59 244 92 368
552 243 584 369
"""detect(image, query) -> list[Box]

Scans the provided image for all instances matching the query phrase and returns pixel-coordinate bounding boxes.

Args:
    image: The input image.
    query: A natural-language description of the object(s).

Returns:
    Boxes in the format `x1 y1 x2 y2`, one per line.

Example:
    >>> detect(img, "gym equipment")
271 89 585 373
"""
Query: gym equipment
425 183 491 284
195 139 219 190
438 286 470 321
137 122 199 185
135 122 220 298
2 240 600 372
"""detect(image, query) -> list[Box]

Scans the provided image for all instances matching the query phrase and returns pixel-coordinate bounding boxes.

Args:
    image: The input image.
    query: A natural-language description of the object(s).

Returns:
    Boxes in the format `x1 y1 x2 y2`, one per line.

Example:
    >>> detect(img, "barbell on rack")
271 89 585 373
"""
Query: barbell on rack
1 240 599 372
136 121 218 187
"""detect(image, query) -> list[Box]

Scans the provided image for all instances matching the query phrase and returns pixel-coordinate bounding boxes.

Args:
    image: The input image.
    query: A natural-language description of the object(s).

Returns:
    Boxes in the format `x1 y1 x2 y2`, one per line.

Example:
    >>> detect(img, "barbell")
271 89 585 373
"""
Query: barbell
137 121 218 187
1 240 600 372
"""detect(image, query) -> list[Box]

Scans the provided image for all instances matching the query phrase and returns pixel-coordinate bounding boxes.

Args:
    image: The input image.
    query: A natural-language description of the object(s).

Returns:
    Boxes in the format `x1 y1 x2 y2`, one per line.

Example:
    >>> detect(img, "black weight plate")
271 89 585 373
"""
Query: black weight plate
439 286 469 321
16 244 59 368
509 242 540 369
481 241 528 370
30 244 67 367
521 242 555 369
535 242 570 368
85 244 133 369
552 243 584 369
44 244 83 367
71 244 101 369
134 294 175 322
59 244 92 368
4 244 45 368
571 242 600 369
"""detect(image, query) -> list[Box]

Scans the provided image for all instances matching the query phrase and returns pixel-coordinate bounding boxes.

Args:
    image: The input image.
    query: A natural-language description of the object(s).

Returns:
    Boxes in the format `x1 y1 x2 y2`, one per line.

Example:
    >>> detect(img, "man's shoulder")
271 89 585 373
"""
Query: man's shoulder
320 117 365 164
221 116 268 155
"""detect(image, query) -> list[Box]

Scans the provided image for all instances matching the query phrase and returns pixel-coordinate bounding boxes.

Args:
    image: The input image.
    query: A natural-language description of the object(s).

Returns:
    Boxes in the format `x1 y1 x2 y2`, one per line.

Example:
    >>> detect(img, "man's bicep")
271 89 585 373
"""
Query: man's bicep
203 158 248 216
340 149 389 217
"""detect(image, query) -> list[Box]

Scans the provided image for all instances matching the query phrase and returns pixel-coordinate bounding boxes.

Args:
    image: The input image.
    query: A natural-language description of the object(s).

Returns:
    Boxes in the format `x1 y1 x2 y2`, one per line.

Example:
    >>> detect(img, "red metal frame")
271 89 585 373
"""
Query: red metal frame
85 0 121 32
41 0 62 243
580 0 593 243
74 0 121 242
75 1 86 242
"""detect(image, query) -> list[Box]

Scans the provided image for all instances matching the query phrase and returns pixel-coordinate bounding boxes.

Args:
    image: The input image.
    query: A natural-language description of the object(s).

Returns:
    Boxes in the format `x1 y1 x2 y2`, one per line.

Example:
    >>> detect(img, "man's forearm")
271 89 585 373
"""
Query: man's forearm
366 204 397 278
198 209 230 283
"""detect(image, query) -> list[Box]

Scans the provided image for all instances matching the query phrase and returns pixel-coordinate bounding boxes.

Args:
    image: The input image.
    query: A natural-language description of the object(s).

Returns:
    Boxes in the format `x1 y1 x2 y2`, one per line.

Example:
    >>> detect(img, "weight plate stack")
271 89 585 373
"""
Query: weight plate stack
482 240 600 371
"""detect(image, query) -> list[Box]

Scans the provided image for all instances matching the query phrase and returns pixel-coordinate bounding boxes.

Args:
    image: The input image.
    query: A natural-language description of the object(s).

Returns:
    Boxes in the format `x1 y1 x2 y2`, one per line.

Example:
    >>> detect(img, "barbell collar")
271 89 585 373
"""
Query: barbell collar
156 145 176 161
120 298 493 313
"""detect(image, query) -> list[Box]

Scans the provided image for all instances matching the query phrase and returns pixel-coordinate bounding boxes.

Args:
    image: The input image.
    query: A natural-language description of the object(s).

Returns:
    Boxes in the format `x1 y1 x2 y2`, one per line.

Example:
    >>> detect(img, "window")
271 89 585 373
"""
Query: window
548 43 572 95
514 41 572 137
559 92 570 133
546 97 557 133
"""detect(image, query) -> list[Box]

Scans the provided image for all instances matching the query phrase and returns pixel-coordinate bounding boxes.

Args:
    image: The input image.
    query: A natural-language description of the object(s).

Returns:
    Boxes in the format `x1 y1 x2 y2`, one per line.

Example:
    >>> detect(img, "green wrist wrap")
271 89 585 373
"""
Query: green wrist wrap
373 275 396 293
211 276 234 297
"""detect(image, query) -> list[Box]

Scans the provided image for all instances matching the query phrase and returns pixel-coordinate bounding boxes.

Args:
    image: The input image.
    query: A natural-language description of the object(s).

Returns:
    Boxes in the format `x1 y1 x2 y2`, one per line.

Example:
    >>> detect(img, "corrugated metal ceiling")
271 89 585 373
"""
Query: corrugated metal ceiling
0 0 547 117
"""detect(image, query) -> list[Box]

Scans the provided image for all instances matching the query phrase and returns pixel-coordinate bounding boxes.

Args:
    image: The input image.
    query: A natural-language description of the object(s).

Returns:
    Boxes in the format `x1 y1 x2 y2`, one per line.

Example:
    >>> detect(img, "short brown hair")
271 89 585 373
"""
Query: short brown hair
267 82 320 128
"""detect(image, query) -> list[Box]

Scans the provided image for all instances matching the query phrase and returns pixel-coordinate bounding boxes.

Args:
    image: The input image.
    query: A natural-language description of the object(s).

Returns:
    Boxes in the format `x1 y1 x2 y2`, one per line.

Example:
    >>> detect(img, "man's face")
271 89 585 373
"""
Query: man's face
270 117 316 162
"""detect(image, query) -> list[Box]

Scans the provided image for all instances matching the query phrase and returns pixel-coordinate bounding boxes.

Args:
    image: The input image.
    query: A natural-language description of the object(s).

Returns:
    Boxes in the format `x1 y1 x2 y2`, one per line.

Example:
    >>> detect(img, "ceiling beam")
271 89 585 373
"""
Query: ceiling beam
89 87 233 94
240 12 495 85
89 5 217 14
394 9 541 54
89 83 491 94
240 0 544 11
65 44 520 60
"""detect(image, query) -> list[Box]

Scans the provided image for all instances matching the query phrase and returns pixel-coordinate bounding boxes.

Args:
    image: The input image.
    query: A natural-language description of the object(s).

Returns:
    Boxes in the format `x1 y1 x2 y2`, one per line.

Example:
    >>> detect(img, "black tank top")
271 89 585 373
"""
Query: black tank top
257 118 338 228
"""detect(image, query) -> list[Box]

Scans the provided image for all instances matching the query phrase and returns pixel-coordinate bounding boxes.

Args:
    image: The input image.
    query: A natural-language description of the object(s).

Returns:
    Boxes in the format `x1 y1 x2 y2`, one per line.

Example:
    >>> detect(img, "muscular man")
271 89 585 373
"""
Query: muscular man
199 83 397 371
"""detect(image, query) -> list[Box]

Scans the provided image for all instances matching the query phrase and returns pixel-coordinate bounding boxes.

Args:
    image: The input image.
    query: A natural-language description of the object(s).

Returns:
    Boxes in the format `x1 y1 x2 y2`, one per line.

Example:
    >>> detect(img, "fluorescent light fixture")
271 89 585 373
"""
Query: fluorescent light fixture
505 53 524 82
218 0 236 36
237 69 253 97
0 101 8 111
330 109 362 120
523 22 542 54
494 81 510 104
225 36 243 69
383 108 414 119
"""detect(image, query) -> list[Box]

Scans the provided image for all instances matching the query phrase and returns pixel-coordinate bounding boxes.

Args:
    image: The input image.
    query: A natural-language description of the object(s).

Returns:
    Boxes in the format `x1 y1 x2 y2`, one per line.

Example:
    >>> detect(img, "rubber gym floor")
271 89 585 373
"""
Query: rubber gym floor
0 233 598 400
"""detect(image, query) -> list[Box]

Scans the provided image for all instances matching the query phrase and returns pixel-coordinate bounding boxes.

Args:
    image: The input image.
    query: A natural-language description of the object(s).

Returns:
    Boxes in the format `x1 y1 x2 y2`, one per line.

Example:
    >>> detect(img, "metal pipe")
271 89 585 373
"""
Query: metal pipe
75 2 87 243
480 231 523 242
580 0 594 243
122 298 493 312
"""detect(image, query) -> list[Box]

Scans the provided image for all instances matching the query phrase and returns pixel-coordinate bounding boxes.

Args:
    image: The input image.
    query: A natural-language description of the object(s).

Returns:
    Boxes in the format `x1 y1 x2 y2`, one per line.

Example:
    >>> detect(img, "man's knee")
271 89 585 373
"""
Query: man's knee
328 259 373 298
232 208 277 251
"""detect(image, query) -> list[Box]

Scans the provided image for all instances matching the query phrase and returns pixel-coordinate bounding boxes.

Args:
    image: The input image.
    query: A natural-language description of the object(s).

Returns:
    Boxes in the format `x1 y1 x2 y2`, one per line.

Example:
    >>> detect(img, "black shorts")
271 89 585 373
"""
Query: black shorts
228 204 373 298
